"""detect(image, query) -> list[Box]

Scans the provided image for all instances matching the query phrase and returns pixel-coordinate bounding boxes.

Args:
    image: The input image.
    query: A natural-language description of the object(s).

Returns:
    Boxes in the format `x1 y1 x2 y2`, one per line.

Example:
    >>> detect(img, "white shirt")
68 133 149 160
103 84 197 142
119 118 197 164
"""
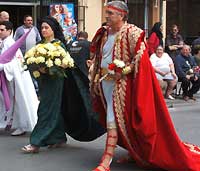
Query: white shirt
150 52 174 80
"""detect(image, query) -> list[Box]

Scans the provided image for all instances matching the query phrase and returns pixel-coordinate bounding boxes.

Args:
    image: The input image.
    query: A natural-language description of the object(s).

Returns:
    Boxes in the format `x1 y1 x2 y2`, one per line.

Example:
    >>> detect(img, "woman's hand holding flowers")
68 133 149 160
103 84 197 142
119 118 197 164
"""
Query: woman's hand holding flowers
24 41 74 78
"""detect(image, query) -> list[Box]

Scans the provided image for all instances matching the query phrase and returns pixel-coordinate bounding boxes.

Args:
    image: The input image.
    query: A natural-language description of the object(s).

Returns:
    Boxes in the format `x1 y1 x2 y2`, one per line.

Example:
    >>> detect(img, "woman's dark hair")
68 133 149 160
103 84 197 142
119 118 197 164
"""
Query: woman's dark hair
150 22 163 46
40 16 66 44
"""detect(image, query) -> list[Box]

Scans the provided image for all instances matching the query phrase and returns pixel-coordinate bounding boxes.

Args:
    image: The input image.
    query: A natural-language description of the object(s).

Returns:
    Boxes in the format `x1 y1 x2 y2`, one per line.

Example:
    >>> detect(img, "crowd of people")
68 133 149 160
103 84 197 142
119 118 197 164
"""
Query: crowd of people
1 1 200 171
148 21 200 101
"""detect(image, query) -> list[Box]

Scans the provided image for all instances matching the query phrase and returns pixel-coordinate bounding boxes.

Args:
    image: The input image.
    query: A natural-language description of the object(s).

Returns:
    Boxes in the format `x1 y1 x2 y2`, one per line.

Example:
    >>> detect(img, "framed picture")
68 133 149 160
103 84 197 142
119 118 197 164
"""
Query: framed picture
50 3 77 43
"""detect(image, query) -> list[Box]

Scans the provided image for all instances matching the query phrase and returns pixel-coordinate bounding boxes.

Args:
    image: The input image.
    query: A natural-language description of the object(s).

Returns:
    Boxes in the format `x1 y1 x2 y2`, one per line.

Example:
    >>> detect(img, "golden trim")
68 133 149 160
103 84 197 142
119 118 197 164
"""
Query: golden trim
184 142 200 155
134 42 145 77
107 121 117 129
122 66 132 75
112 24 144 146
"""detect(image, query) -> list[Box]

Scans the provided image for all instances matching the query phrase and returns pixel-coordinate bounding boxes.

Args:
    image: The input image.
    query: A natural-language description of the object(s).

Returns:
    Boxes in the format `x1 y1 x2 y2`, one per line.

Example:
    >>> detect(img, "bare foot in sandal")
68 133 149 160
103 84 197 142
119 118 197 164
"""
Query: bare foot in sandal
21 144 39 153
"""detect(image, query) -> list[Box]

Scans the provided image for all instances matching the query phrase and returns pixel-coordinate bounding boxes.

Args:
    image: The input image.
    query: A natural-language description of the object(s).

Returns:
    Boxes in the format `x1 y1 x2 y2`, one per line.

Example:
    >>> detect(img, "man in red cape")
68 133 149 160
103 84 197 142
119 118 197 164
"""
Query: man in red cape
89 1 200 171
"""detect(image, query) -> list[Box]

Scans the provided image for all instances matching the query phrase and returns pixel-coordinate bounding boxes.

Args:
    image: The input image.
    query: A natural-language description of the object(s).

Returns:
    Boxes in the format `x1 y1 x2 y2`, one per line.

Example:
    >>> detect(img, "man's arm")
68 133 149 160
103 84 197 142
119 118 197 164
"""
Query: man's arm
13 27 22 41
174 56 186 78
35 27 41 42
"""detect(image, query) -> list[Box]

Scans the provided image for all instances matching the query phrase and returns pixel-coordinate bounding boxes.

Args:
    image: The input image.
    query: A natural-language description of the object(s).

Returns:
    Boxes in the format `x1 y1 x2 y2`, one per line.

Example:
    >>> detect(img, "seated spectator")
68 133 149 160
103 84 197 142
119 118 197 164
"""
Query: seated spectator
147 22 163 56
165 24 184 61
175 45 200 101
150 45 177 100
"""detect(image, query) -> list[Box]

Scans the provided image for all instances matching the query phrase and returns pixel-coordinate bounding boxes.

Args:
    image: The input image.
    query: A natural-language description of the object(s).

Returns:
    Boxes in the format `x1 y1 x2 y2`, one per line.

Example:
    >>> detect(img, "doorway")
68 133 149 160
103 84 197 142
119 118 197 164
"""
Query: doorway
0 5 34 32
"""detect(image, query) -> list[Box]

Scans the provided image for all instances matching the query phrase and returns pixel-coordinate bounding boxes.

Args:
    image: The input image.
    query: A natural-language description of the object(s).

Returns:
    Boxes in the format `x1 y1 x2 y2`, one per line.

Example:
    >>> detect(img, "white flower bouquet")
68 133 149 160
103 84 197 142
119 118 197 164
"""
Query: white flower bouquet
108 59 126 74
24 41 74 78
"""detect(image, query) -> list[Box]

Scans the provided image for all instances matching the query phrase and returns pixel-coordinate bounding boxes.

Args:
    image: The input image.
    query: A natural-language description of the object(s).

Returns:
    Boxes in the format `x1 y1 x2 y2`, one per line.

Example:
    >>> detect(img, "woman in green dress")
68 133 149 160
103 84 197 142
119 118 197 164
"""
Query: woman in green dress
22 16 68 153
22 16 105 153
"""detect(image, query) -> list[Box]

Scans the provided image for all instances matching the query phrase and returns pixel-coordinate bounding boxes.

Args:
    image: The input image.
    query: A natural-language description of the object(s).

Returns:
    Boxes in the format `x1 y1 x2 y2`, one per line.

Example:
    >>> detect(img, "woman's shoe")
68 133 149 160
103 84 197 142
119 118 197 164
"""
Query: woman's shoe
11 128 26 136
21 144 39 153
165 95 175 100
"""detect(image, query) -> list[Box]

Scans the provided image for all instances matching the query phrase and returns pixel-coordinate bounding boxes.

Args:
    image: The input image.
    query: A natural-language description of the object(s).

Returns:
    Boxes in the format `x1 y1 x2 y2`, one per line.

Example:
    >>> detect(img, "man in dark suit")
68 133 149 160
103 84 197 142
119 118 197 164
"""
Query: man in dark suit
175 45 200 101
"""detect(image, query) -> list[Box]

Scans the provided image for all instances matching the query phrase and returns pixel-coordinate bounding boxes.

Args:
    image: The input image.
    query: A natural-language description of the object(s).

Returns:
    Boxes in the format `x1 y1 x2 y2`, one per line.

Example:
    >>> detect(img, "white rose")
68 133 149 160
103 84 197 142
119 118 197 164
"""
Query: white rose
54 58 62 66
113 59 125 68
45 59 54 67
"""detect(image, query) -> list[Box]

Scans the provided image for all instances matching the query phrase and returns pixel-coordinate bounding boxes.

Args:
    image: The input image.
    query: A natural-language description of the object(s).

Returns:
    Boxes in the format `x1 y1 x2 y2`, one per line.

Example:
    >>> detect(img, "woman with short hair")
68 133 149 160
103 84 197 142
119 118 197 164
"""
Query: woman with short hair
150 45 177 99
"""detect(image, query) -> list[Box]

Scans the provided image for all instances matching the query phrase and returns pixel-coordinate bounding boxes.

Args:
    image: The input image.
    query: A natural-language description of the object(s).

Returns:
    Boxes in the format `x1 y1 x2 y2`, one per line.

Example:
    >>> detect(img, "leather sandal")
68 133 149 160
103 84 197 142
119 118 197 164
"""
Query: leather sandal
93 164 110 171
93 135 117 171
21 144 39 153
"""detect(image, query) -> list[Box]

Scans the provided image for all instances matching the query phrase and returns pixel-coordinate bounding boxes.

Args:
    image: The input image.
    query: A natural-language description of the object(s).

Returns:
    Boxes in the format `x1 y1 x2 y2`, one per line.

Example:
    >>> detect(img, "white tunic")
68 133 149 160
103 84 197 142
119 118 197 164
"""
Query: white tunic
0 36 38 131
101 33 116 129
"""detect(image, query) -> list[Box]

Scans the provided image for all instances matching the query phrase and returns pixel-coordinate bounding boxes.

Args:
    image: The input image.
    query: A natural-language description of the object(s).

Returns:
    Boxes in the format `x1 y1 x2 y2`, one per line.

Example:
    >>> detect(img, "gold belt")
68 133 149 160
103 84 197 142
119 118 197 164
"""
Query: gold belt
100 68 115 81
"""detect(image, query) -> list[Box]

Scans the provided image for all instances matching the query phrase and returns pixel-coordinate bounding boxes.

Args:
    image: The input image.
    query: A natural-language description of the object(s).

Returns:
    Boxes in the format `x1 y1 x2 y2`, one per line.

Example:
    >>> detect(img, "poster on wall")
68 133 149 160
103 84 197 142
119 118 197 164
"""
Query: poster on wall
50 3 77 43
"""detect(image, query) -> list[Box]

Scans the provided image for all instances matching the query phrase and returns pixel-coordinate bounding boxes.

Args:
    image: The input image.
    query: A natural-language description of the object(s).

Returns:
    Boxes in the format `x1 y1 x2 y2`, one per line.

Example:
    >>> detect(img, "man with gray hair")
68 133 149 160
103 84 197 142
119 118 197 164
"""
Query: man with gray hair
175 45 200 101
89 1 200 171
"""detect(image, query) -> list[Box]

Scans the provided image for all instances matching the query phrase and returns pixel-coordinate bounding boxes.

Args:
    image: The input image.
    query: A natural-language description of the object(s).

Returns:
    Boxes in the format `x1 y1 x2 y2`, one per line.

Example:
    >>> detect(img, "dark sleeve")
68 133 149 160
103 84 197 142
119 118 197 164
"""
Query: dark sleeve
174 56 186 78
13 28 21 41
178 34 184 43
165 34 171 47
190 56 197 67
60 41 68 51
65 42 71 52
85 41 91 60
35 27 41 42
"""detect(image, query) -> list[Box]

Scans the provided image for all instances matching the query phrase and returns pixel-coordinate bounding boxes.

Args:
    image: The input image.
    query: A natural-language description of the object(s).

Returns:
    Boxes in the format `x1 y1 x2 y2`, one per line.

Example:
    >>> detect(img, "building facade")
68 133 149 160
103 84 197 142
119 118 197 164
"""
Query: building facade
0 0 199 43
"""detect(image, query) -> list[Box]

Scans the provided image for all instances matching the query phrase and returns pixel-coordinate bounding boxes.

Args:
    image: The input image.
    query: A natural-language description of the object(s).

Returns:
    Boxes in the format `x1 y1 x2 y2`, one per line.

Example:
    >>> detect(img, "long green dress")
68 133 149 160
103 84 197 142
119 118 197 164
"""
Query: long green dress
30 39 67 147
30 39 105 146
30 75 67 146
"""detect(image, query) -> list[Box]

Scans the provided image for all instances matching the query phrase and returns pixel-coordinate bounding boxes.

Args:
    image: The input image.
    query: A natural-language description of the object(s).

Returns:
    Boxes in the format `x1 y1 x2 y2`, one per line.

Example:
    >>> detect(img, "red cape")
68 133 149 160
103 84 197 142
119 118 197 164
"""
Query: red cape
92 27 200 171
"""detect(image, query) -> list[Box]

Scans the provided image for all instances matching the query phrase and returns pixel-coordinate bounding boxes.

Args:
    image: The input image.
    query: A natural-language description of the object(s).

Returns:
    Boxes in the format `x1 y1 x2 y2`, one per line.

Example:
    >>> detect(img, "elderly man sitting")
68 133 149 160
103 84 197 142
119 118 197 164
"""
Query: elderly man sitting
150 45 177 100
175 45 200 101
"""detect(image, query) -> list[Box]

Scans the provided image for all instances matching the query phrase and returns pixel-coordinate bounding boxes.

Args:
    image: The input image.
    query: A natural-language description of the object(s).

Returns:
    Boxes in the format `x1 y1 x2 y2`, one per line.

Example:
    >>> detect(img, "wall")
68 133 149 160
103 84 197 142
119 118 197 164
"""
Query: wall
79 0 103 41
